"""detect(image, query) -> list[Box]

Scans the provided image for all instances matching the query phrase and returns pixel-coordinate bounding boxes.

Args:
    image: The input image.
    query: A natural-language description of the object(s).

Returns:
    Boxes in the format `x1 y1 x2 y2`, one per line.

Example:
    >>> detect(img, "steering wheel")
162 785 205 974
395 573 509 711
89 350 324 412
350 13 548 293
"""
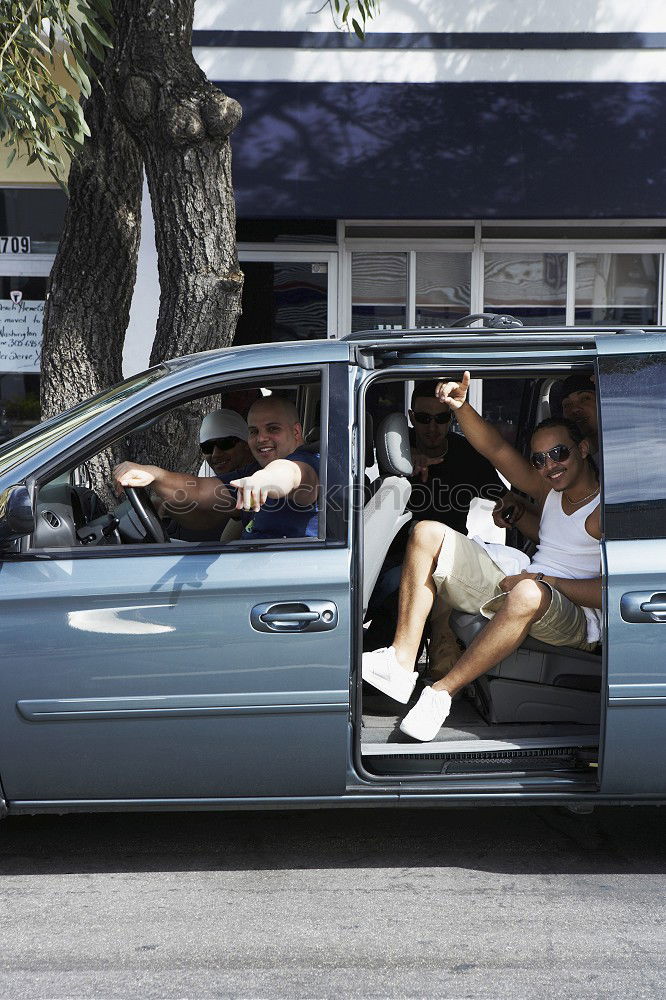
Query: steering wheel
124 486 170 544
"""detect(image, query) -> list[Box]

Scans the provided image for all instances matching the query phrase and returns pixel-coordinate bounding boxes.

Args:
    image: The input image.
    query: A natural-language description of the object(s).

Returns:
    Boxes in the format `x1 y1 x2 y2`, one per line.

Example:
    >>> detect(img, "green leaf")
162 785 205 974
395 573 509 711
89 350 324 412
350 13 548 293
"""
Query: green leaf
6 148 16 167
79 11 112 49
352 17 364 39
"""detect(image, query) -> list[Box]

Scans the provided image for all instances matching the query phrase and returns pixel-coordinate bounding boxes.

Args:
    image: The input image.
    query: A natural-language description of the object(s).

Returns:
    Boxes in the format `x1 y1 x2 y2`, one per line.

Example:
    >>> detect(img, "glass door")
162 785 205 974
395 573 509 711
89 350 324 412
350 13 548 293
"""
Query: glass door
236 251 337 345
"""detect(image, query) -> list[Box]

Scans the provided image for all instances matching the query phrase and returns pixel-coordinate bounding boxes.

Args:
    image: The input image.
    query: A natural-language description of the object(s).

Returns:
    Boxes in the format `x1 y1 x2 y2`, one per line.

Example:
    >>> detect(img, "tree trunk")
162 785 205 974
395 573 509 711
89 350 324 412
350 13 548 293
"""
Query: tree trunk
111 0 244 473
40 0 243 481
40 68 143 421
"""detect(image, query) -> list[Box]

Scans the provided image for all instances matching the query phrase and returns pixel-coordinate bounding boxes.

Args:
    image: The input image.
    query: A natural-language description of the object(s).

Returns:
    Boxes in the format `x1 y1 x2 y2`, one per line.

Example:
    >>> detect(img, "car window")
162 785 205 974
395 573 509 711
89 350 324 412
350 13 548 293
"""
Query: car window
0 367 168 478
30 378 324 551
597 352 666 540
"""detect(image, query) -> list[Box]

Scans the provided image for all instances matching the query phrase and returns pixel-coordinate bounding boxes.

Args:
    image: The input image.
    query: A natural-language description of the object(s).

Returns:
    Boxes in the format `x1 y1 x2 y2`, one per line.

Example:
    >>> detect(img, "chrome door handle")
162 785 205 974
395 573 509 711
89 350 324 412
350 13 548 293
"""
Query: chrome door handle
250 601 338 633
621 592 666 623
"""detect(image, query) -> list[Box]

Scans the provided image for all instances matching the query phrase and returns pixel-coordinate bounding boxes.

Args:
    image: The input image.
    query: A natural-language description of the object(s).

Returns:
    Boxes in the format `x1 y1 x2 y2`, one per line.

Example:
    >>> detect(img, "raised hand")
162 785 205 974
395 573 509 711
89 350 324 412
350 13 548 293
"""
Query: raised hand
435 370 471 410
411 449 445 483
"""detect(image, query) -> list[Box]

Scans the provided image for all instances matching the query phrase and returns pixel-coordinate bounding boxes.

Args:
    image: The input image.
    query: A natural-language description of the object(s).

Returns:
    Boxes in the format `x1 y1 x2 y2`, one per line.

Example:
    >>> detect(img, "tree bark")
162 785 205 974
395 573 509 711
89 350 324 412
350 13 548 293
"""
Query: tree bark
111 0 244 472
40 64 143 420
41 0 244 482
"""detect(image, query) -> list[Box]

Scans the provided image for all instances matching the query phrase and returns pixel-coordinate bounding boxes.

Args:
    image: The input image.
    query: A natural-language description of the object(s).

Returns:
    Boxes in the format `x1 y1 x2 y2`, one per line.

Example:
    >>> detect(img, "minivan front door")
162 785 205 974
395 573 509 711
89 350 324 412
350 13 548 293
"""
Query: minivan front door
0 364 352 806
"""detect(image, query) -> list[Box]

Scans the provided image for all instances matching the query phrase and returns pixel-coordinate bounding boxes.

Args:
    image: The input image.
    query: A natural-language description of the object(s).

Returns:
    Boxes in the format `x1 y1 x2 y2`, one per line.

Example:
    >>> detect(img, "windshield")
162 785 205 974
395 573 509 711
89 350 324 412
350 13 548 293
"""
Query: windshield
0 367 168 477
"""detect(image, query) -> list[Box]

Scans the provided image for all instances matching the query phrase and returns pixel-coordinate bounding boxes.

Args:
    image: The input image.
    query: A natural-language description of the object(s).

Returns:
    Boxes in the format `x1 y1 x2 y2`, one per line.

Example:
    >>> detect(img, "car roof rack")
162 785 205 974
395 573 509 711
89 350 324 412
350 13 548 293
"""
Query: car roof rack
341 313 524 342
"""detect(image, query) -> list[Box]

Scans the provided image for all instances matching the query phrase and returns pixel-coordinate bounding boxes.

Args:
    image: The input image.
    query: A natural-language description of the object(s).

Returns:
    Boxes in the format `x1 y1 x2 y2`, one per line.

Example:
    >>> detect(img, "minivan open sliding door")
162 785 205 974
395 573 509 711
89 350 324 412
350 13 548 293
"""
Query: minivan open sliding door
596 333 666 798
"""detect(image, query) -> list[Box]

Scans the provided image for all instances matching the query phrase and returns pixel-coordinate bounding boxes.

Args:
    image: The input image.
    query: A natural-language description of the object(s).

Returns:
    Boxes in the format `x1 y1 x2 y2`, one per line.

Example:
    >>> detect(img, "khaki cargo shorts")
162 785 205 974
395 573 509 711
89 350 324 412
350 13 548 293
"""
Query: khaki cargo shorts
432 525 596 650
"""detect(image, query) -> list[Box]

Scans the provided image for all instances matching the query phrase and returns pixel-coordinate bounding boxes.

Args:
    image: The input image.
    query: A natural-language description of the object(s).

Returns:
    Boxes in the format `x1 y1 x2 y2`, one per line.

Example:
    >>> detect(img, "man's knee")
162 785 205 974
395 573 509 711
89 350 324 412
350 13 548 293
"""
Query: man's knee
504 578 549 621
410 519 447 557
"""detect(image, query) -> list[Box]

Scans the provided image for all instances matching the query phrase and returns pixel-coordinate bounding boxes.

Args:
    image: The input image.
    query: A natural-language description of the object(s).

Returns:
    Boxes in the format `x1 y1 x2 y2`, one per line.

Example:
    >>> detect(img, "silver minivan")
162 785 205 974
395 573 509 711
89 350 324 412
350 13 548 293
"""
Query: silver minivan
0 325 663 814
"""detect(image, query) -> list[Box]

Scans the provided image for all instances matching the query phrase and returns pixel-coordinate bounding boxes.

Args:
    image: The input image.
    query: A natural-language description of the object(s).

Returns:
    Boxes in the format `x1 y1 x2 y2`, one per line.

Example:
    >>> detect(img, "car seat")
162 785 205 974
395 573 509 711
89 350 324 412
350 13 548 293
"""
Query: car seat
362 412 413 613
449 610 601 724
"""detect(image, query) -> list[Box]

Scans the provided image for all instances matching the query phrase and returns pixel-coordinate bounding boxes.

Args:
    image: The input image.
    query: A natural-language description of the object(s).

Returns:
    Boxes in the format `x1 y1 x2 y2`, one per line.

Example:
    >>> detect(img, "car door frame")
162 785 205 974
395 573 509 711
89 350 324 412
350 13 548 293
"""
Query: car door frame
0 355 356 807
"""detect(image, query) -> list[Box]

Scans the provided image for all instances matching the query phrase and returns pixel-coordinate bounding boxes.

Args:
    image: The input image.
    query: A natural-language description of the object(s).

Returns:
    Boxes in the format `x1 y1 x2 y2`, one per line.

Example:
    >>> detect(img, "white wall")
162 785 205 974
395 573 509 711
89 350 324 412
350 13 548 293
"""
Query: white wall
194 0 666 33
194 1 666 84
123 179 159 376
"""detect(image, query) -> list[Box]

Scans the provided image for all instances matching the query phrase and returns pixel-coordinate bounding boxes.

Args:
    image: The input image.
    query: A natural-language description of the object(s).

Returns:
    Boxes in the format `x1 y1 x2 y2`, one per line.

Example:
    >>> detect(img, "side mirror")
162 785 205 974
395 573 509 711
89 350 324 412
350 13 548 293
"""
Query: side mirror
0 485 35 545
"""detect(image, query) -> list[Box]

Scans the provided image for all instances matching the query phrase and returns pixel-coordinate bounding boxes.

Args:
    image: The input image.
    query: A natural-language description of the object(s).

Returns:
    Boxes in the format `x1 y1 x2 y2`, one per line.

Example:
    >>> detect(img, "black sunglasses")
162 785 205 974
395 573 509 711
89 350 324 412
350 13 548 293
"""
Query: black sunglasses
201 436 240 455
411 410 451 426
530 443 572 469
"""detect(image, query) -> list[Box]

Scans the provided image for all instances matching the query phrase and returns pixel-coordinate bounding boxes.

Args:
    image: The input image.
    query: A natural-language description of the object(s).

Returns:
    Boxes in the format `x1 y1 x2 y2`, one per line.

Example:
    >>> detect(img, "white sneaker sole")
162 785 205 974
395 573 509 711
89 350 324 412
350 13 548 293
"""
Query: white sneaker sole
362 663 417 704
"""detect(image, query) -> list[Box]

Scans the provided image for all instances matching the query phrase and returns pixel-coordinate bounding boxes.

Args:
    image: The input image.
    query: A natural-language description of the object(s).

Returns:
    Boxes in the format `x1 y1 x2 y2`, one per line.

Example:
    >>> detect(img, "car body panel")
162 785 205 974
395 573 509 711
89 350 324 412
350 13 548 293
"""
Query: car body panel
0 329 665 810
0 545 351 801
595 333 666 795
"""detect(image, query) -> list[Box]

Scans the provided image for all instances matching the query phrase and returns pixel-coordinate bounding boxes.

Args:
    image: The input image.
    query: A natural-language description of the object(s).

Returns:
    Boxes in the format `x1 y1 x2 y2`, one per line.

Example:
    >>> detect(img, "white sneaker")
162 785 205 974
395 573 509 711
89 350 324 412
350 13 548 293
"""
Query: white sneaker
399 686 452 742
362 646 418 704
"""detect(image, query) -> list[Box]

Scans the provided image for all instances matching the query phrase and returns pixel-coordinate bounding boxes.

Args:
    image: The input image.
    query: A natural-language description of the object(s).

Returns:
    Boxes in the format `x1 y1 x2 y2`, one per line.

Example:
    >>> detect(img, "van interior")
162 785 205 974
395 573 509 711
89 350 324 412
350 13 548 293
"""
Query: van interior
359 370 602 785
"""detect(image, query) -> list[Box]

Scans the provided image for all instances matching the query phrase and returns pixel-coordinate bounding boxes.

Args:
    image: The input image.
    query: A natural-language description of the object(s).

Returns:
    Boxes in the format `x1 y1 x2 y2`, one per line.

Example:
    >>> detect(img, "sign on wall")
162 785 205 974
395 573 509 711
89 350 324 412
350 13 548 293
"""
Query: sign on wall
0 297 43 372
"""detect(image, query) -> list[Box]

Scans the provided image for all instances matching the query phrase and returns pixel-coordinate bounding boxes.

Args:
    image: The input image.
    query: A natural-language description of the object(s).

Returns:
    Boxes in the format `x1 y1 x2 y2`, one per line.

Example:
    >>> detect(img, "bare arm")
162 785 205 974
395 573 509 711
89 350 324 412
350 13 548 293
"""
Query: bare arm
493 492 541 543
437 372 549 505
113 462 236 526
544 574 602 610
230 459 319 512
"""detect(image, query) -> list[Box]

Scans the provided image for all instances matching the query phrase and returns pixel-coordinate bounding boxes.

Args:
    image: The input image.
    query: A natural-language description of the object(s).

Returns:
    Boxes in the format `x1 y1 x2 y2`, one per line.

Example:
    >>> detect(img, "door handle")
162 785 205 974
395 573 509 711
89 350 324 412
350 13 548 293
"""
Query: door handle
250 601 338 634
620 592 666 623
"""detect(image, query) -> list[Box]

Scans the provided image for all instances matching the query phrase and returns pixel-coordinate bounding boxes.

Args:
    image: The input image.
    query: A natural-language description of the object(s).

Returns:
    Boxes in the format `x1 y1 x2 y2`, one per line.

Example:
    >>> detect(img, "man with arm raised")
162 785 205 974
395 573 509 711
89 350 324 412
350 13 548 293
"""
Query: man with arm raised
362 371 601 742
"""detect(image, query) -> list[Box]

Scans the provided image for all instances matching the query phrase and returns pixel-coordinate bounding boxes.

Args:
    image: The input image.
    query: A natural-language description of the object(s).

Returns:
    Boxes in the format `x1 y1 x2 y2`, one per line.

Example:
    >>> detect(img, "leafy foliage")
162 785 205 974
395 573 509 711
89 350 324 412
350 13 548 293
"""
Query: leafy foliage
320 0 381 40
0 0 113 184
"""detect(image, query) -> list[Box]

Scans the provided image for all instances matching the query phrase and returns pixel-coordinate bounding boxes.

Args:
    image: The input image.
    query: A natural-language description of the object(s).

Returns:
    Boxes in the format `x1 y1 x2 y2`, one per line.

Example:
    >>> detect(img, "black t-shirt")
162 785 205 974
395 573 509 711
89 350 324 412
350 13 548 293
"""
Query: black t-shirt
407 430 504 535
383 432 504 568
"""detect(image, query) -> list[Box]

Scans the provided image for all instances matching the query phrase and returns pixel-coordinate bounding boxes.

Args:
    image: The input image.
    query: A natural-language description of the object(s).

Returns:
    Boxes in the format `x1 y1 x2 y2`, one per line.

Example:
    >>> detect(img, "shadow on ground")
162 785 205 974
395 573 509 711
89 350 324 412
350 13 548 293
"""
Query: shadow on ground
1 805 664 877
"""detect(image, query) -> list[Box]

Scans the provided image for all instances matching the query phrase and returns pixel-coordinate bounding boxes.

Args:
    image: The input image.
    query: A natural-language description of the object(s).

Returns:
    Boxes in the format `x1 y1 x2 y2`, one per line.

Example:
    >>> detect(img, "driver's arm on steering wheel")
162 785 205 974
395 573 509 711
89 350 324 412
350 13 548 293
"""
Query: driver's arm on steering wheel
112 462 236 529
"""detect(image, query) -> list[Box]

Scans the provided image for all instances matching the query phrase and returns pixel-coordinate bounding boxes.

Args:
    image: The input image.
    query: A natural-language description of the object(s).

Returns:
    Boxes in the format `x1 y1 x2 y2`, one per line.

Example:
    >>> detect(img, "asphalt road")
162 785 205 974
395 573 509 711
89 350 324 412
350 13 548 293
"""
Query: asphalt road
0 805 664 999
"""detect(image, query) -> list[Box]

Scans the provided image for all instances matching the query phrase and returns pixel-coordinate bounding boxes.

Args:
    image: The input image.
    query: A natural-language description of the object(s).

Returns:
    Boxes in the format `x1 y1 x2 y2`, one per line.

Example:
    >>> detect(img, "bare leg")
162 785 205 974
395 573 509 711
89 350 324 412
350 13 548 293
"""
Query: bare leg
431 578 552 697
391 521 447 671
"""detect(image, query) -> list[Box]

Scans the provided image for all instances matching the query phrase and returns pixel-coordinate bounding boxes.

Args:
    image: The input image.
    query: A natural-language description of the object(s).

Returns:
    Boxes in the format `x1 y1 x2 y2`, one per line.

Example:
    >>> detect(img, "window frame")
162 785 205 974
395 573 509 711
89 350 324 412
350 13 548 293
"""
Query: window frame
15 365 339 561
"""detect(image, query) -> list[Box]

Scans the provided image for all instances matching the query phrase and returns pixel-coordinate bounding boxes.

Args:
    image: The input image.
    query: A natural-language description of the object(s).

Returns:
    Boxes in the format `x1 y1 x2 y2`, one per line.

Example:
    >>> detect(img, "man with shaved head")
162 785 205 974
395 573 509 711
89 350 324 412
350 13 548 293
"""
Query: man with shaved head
113 394 319 540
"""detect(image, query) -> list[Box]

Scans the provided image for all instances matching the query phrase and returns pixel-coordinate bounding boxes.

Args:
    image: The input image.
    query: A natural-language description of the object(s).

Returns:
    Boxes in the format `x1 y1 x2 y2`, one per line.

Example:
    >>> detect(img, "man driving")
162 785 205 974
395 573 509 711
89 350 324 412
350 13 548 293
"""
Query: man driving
113 395 319 540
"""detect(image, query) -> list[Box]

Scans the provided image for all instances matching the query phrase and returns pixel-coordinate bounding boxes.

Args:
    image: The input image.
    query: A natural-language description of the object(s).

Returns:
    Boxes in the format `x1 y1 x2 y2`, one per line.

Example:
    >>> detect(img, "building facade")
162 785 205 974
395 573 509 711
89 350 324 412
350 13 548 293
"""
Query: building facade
1 1 665 399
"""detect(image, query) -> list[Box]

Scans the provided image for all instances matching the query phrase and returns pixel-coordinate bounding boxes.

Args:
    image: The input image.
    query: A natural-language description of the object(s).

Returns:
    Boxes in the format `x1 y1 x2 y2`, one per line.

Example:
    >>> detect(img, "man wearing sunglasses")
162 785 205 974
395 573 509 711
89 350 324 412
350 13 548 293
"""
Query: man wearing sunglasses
365 380 503 677
113 395 319 540
363 371 601 742
198 409 252 479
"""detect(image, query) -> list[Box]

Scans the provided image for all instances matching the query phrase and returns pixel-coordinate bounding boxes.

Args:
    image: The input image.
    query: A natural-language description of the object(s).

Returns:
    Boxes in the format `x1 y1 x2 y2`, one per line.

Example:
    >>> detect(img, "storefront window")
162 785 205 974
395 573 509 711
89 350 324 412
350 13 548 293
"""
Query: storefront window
415 252 471 327
235 261 329 344
574 253 660 326
484 252 567 325
0 189 66 255
0 275 45 437
351 252 407 332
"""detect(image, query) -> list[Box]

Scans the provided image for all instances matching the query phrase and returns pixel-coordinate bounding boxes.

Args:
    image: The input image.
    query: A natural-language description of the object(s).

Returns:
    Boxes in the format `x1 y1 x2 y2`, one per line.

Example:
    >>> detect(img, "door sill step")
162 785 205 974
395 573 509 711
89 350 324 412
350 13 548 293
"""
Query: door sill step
362 734 598 756
363 739 598 777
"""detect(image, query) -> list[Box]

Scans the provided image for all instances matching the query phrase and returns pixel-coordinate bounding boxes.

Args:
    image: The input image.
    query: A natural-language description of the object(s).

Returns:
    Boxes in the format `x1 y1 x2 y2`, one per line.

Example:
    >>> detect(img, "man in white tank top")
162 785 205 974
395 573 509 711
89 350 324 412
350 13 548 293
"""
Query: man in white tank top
363 370 602 742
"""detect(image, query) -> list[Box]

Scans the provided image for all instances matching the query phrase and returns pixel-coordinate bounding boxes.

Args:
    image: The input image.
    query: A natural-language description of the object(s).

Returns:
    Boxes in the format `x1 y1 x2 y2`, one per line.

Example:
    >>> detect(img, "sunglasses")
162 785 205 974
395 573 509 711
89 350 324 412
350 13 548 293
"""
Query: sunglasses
411 411 451 426
530 443 572 469
201 436 240 455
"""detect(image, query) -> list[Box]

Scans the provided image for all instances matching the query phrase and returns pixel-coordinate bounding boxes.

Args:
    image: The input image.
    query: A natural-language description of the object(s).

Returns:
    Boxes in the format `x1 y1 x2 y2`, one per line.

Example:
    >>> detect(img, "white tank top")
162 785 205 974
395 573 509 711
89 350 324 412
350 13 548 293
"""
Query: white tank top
529 489 600 579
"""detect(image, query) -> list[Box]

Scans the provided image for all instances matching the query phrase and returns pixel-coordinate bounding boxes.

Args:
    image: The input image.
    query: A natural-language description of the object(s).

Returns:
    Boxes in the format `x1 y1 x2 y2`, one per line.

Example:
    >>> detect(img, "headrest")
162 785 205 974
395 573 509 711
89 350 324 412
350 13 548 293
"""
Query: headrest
375 413 413 476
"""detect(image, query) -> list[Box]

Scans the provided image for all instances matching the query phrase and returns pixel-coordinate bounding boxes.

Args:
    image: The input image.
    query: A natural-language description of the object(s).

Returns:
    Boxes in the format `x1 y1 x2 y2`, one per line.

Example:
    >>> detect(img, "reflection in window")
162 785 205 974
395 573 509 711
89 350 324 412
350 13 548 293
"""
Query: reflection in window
352 252 407 332
415 252 471 327
235 262 328 344
598 354 666 540
575 253 659 327
484 253 567 326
